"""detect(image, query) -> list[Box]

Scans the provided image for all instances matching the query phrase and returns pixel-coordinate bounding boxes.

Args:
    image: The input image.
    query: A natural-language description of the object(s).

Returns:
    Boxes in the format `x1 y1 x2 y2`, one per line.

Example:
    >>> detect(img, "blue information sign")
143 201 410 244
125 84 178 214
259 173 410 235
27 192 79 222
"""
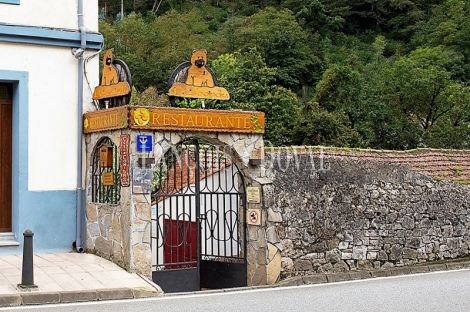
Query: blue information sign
136 135 153 152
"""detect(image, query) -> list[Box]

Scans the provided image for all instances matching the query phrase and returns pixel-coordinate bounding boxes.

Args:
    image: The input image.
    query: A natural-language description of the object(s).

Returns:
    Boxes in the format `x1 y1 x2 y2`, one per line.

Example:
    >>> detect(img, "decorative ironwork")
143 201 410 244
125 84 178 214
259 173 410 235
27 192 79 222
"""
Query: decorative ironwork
198 143 245 263
91 137 121 204
151 139 246 292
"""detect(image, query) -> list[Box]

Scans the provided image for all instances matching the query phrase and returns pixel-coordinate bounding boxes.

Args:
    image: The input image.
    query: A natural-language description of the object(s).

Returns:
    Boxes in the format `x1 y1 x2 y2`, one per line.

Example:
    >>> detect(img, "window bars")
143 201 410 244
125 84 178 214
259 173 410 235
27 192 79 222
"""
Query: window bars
91 137 121 204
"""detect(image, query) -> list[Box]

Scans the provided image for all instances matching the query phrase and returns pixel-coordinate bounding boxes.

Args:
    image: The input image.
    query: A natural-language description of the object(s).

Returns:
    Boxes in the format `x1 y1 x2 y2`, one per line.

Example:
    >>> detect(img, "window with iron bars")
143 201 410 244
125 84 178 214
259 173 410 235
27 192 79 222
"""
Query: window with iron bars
91 137 121 204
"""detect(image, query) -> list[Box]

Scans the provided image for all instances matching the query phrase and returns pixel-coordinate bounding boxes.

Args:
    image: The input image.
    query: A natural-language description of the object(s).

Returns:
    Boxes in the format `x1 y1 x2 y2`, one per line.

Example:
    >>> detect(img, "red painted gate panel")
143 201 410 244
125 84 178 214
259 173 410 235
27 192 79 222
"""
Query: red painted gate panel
164 219 197 269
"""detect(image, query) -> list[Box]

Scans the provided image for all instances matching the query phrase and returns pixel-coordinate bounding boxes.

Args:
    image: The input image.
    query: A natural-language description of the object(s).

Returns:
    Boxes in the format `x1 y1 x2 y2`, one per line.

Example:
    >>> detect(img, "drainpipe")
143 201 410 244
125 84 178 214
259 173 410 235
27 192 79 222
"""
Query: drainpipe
75 0 86 253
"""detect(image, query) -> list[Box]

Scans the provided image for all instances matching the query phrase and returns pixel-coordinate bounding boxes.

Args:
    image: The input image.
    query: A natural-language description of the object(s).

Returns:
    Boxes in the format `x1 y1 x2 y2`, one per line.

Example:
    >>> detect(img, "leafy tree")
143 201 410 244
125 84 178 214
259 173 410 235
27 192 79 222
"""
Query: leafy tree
424 83 470 148
260 86 302 146
412 0 470 82
211 49 276 110
212 49 301 145
293 101 360 147
282 0 344 35
382 47 456 130
354 99 423 150
357 53 424 150
229 7 323 91
100 10 217 92
314 64 364 126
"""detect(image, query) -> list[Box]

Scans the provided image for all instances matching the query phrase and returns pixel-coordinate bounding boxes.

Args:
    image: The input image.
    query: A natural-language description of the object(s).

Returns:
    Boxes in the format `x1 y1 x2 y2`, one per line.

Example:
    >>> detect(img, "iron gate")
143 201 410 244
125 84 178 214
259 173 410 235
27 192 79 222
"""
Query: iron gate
151 139 247 293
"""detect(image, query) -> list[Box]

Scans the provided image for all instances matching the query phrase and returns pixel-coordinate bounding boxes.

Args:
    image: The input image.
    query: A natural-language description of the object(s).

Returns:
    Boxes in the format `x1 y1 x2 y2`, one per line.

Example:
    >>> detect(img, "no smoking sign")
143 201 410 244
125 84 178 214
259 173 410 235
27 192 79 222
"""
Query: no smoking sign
247 208 261 226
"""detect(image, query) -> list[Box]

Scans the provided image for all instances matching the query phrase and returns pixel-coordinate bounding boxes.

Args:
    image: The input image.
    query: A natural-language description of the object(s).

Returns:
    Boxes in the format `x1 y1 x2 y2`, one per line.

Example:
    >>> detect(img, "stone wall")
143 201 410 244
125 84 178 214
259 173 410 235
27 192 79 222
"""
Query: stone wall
263 147 470 280
84 130 133 270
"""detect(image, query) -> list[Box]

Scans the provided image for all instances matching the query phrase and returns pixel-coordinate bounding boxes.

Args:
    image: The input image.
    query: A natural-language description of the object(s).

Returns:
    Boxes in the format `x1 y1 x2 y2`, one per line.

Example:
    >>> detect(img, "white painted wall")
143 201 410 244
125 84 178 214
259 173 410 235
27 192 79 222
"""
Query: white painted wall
0 1 101 191
0 1 99 31
0 42 100 191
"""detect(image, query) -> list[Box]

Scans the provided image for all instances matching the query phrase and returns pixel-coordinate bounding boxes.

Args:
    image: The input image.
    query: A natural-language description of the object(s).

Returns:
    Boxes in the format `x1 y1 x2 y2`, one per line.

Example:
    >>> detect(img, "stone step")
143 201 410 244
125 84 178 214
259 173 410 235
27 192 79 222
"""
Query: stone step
0 232 19 246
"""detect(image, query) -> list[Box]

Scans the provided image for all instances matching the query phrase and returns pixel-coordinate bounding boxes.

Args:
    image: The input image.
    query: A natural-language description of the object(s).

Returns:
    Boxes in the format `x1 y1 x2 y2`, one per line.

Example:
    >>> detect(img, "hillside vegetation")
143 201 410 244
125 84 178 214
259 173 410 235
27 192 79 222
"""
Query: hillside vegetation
98 0 470 149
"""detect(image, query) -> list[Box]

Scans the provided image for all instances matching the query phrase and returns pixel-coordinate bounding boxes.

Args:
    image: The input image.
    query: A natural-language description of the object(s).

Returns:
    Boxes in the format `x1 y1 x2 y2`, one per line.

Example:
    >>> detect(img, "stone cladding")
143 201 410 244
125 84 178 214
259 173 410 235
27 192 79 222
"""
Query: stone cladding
84 129 270 285
263 147 470 280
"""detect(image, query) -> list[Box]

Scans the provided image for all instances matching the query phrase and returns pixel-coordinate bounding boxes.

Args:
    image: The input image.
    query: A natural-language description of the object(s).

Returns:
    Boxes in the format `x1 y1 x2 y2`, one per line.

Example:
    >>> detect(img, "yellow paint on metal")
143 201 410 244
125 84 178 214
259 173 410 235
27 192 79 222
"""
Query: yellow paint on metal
167 84 229 100
168 50 230 100
133 107 151 126
92 49 131 100
93 81 131 100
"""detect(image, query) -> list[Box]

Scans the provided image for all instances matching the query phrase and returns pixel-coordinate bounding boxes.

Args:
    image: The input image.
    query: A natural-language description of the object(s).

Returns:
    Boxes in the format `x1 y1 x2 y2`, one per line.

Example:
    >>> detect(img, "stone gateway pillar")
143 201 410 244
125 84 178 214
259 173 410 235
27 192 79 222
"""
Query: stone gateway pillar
83 106 281 289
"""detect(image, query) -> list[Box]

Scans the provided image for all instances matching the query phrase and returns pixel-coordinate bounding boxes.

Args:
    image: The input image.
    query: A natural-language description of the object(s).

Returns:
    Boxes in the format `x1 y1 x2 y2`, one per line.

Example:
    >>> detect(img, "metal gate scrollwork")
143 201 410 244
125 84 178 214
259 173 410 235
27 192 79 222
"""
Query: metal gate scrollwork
151 139 247 293
91 137 121 204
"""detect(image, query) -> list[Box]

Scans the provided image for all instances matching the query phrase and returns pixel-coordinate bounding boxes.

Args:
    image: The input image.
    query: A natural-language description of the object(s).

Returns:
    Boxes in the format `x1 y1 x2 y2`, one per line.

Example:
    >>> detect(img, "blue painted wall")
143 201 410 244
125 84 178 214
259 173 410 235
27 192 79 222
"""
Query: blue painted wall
0 0 20 5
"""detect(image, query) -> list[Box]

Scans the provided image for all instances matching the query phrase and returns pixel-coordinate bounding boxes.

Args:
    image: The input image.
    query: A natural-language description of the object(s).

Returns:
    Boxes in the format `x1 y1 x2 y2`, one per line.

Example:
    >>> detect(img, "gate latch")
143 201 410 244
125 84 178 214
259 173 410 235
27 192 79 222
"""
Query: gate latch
198 214 206 220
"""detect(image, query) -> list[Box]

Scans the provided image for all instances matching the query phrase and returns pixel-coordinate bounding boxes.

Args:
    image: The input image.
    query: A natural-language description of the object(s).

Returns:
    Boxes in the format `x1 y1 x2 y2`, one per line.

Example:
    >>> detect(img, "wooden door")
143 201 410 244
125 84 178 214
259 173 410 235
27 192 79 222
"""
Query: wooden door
0 84 12 232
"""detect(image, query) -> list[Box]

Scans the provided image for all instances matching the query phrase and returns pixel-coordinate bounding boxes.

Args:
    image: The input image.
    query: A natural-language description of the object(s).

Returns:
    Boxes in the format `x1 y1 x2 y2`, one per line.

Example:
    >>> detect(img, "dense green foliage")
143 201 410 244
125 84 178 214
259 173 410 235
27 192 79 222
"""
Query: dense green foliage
98 0 470 149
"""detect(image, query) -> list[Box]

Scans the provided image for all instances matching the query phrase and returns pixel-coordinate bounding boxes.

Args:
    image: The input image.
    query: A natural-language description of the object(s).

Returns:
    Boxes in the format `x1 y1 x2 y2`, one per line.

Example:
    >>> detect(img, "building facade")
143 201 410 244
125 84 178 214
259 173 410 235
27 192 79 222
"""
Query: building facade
0 0 103 253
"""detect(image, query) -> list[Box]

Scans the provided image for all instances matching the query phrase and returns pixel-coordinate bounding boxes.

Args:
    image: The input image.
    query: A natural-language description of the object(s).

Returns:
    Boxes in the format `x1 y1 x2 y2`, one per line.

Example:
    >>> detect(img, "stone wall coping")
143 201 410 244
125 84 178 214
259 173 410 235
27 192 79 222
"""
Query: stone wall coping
266 145 470 184
265 146 470 155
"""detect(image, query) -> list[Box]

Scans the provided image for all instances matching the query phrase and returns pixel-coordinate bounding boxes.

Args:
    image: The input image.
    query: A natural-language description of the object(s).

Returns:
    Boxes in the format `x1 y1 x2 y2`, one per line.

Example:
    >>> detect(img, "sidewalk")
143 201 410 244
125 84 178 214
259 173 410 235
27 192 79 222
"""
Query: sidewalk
0 252 161 307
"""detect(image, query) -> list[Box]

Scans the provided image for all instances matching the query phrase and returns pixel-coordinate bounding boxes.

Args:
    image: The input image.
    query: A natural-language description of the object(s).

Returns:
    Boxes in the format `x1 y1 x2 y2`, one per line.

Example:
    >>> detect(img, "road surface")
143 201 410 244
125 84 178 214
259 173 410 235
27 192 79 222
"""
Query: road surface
2 269 469 312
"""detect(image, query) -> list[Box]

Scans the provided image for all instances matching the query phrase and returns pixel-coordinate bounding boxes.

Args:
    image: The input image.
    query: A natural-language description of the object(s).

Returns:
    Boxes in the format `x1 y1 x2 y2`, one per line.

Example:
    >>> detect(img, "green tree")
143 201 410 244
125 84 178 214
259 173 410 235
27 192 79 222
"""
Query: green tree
211 49 276 110
101 10 217 93
357 55 424 150
229 7 323 91
260 86 302 146
314 64 364 127
212 49 301 145
412 0 470 82
293 101 360 147
382 47 456 130
282 0 344 35
424 83 470 148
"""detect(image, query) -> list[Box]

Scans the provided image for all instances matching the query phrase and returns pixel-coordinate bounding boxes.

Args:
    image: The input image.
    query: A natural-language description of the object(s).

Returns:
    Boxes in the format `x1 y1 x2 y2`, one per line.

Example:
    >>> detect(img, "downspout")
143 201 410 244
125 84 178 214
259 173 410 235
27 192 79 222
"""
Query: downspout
75 0 86 253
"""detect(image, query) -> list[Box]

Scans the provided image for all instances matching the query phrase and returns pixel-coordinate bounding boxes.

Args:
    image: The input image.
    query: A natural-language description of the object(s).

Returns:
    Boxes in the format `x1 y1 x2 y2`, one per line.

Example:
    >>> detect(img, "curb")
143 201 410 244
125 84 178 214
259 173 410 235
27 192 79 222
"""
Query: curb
273 260 470 289
0 287 160 308
183 260 470 297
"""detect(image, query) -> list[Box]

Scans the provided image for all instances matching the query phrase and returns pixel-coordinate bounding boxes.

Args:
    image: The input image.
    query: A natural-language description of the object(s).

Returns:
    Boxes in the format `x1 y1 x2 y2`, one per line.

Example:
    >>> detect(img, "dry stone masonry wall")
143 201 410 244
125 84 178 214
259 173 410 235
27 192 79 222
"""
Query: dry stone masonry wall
264 147 470 280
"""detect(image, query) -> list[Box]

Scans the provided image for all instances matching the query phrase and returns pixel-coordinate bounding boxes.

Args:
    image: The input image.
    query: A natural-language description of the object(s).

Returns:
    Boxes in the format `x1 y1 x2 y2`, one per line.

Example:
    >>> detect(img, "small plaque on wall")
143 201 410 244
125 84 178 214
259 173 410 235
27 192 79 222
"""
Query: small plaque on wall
246 186 261 203
102 172 114 186
132 167 153 194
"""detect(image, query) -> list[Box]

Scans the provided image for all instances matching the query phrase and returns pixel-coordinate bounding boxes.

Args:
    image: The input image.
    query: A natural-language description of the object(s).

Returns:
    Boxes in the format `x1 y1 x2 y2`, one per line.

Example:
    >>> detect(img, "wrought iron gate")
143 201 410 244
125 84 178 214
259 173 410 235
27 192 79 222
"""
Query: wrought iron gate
151 139 247 293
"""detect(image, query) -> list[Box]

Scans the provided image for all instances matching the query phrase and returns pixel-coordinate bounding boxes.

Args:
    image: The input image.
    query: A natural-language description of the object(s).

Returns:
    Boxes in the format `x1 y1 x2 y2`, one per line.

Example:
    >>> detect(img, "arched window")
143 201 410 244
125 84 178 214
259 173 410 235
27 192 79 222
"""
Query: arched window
91 137 121 204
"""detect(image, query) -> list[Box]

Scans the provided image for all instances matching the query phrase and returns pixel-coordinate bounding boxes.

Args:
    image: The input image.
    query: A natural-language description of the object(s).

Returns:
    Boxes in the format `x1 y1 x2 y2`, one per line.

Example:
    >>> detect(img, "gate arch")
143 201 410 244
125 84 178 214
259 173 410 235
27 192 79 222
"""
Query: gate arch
151 138 247 293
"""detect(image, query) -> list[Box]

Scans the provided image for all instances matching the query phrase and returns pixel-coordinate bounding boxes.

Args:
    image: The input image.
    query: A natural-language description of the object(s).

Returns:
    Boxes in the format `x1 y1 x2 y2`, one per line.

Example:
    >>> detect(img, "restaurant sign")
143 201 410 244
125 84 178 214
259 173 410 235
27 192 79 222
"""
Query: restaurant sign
130 107 264 133
83 106 129 133
83 106 265 134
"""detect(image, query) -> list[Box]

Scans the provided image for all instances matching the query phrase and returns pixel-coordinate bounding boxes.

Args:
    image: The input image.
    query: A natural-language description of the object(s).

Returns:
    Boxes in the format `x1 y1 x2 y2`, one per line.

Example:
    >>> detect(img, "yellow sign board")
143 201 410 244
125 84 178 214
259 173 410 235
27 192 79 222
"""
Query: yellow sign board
102 172 114 186
83 106 129 133
130 107 265 133
83 106 265 134
93 81 131 100
246 187 261 203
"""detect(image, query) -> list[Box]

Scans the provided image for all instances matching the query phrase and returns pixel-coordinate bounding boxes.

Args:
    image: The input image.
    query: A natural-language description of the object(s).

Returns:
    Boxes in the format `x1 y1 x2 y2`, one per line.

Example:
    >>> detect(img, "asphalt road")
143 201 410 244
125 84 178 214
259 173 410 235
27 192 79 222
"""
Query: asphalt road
2 269 470 312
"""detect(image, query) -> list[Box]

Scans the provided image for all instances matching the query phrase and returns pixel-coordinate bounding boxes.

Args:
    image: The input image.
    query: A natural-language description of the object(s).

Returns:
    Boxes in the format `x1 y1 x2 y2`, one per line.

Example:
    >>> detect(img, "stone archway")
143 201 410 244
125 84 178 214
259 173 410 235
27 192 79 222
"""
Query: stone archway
83 106 280 288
